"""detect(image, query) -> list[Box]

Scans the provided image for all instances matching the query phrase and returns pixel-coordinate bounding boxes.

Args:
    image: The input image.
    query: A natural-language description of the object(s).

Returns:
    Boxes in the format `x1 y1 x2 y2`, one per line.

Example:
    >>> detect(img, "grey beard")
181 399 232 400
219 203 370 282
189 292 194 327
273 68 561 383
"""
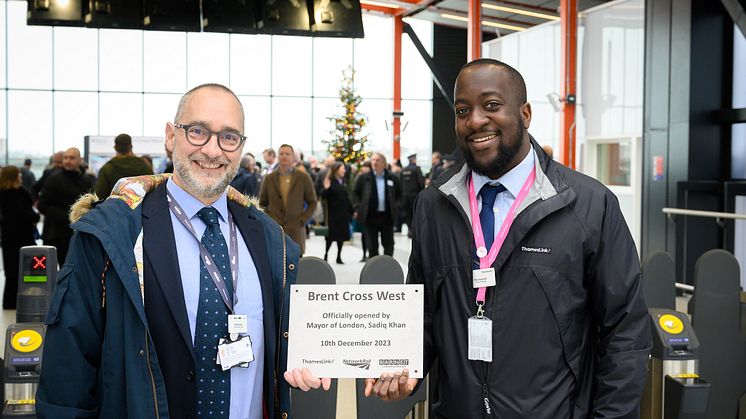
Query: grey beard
175 159 237 200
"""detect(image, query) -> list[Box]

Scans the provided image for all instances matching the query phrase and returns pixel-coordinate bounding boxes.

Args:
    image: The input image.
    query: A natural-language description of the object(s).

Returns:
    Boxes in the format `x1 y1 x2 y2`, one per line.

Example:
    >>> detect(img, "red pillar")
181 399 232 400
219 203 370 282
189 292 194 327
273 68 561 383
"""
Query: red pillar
560 0 577 169
393 15 403 161
468 0 481 61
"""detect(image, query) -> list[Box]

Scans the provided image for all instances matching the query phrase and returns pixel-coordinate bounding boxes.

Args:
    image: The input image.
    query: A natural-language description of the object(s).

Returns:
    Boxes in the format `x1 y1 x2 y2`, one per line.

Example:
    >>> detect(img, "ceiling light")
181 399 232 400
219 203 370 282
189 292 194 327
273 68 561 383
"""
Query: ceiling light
440 13 526 31
360 0 401 9
482 3 559 20
481 20 526 31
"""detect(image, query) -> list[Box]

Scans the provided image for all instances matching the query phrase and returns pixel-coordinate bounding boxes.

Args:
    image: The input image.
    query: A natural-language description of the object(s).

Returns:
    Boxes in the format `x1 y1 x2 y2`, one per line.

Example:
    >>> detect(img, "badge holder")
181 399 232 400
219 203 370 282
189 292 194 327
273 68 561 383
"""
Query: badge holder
468 303 492 362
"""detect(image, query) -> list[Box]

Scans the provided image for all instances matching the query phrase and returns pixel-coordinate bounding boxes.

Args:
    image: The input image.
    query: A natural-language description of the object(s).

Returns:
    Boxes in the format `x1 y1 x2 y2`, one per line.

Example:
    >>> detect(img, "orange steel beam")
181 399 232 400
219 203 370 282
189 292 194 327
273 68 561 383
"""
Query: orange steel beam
360 3 401 15
393 15 403 161
560 0 577 169
468 0 481 60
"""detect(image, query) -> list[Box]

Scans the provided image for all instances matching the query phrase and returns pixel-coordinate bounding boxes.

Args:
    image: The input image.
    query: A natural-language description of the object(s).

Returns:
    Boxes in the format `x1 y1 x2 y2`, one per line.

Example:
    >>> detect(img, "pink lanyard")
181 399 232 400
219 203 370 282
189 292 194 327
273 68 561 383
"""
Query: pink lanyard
468 167 536 313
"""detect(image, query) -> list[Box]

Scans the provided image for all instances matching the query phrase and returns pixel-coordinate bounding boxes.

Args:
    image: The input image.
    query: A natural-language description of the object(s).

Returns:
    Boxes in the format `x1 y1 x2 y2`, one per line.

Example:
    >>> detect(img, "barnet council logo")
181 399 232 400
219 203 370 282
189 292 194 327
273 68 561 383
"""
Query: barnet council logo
343 359 371 370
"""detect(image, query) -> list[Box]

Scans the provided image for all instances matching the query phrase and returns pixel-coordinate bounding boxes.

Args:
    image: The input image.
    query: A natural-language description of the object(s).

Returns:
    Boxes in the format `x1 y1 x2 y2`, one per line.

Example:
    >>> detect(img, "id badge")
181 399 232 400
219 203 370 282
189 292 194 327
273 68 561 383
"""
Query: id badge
468 316 492 362
472 268 496 288
228 314 248 336
217 335 254 371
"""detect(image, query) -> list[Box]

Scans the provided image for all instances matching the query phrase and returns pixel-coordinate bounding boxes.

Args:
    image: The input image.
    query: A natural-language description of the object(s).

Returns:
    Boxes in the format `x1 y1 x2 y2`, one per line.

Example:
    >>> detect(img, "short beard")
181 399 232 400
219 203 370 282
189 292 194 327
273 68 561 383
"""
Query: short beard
174 151 237 201
461 124 525 179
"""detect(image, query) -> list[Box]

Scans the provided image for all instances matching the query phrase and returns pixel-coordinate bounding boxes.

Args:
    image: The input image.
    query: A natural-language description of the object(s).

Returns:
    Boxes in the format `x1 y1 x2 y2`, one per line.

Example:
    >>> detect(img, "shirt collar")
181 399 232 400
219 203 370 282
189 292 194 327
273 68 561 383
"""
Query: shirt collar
471 146 536 198
166 178 229 223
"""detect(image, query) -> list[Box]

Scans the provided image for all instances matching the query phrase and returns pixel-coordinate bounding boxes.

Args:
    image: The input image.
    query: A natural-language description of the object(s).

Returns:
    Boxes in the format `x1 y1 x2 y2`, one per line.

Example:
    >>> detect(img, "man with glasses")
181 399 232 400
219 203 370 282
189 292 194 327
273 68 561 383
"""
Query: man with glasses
37 83 328 419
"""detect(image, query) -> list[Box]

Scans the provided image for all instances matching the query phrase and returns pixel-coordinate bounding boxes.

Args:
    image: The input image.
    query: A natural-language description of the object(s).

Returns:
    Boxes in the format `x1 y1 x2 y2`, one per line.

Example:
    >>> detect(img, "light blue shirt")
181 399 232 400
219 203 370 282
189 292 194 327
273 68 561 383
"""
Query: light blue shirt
471 148 536 238
166 179 264 419
375 171 386 212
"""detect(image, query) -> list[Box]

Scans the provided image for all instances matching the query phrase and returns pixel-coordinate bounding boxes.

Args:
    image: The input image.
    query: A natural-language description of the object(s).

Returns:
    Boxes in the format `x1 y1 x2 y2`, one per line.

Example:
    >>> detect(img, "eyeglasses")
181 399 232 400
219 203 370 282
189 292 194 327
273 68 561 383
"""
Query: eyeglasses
174 123 246 152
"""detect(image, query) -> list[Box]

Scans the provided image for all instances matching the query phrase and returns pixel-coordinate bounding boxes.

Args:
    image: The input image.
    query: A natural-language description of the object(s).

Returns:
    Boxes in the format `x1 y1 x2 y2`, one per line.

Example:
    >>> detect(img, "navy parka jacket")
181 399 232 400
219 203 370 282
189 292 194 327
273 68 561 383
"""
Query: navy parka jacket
36 175 298 419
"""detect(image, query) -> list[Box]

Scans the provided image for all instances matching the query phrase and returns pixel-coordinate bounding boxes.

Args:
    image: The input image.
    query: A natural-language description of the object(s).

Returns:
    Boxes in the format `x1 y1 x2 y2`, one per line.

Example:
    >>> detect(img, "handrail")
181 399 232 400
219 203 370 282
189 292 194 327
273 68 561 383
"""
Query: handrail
675 282 694 293
662 207 746 221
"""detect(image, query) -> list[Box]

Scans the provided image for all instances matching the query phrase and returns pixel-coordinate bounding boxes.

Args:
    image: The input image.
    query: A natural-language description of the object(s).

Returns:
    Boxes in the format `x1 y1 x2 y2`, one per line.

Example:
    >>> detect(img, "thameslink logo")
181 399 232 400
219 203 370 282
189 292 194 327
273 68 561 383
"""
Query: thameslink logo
521 246 551 254
343 359 371 370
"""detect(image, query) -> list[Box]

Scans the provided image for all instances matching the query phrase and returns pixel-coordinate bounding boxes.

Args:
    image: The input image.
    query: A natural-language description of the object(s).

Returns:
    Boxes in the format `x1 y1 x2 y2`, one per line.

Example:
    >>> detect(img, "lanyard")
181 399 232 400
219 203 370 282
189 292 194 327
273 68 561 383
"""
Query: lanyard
468 167 536 313
166 190 239 313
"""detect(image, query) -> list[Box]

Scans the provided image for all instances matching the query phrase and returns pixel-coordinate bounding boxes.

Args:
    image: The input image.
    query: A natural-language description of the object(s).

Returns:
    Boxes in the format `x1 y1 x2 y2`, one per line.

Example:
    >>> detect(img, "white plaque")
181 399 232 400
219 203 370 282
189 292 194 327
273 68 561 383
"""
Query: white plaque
287 284 423 378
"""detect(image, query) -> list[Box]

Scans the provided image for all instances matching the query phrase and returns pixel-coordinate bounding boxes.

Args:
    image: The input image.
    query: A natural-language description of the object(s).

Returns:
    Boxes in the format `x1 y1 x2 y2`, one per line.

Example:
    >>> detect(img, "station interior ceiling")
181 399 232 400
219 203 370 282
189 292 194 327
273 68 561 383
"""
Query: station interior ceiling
361 0 611 32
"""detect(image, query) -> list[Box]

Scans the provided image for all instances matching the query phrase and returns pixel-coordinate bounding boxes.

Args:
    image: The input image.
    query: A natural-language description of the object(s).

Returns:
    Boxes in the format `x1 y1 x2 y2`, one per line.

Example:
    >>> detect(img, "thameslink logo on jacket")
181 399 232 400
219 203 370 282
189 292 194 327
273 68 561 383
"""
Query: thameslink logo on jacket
521 246 551 254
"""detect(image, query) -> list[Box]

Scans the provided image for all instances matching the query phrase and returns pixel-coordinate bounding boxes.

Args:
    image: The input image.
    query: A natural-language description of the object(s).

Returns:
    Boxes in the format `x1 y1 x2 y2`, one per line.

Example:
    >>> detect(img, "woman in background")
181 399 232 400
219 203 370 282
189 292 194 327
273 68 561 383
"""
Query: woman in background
0 165 40 309
320 162 354 264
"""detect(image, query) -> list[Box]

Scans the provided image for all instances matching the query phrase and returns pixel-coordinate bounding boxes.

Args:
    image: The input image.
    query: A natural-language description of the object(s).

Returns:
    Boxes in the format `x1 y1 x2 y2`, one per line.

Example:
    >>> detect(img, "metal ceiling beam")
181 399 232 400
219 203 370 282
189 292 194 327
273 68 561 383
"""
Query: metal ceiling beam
433 6 535 27
402 22 455 107
492 0 557 13
468 0 482 59
393 15 403 160
720 0 746 38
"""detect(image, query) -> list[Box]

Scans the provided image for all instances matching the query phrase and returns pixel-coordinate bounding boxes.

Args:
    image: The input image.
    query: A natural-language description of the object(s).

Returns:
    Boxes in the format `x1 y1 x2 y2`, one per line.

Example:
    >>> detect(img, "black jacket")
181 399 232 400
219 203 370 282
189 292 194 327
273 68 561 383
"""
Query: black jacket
231 167 260 197
353 170 401 224
38 169 95 242
408 139 651 419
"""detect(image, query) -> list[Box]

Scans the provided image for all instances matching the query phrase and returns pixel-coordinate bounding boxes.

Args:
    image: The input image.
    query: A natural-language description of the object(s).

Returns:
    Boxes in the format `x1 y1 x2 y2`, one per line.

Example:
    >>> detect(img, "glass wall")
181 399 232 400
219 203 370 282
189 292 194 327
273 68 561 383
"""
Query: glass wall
0 1 433 174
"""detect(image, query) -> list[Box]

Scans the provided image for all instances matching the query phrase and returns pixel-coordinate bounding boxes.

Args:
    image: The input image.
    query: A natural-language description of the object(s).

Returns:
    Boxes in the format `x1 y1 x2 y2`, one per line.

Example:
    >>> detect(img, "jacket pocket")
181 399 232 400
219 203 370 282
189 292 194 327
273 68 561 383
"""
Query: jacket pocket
45 263 74 325
530 266 584 382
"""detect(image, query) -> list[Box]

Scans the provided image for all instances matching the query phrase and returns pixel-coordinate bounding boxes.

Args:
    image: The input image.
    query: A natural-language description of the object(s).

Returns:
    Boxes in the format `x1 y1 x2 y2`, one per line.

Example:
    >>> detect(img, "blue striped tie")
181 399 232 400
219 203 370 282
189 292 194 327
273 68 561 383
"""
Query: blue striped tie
194 207 234 419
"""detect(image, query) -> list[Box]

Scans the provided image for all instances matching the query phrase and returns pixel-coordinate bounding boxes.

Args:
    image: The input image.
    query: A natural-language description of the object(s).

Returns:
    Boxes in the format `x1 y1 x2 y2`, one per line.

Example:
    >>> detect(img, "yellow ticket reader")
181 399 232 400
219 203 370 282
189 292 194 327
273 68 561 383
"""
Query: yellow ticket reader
641 308 710 419
2 246 57 418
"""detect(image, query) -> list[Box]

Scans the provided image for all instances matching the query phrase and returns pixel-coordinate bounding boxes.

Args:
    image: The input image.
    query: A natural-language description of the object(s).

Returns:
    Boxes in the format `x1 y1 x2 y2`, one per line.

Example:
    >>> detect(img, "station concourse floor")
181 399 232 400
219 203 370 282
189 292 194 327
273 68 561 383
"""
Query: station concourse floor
0 230 414 418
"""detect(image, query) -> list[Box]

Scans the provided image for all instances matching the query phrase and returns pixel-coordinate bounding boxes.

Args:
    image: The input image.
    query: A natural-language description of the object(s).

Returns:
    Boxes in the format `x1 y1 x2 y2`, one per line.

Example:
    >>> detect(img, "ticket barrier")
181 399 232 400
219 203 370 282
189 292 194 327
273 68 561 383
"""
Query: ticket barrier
641 309 710 419
2 246 57 418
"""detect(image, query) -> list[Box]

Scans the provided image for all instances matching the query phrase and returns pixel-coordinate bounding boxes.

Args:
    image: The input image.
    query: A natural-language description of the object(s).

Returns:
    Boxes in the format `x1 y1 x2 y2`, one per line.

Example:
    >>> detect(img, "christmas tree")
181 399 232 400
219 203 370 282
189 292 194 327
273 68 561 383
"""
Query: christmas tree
324 67 371 165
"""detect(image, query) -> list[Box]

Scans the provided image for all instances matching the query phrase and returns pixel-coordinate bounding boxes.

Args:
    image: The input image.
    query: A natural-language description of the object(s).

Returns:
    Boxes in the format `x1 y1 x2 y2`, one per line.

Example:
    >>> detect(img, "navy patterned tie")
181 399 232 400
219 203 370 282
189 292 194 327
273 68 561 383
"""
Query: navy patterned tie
479 183 506 250
195 207 234 418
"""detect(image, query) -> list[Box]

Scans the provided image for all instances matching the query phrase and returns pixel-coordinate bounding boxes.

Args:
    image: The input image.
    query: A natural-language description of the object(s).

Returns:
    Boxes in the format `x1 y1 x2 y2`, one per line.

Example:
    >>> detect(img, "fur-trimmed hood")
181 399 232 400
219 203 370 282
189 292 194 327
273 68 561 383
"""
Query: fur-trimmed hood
69 174 260 224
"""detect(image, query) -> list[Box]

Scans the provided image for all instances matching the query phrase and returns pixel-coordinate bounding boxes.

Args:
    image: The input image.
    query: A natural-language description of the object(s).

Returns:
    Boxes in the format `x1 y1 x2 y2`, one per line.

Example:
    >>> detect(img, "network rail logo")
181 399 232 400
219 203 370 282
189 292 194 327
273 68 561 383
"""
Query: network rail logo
343 359 371 370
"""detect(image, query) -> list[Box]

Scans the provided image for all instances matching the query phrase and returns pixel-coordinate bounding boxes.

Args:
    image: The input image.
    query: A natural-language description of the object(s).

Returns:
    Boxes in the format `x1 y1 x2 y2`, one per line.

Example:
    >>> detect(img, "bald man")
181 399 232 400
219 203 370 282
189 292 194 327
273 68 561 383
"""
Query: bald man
38 147 95 263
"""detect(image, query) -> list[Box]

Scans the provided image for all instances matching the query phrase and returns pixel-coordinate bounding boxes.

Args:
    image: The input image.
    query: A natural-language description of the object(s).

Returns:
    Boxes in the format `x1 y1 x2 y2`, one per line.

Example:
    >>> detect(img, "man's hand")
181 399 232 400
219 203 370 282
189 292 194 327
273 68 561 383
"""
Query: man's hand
364 369 418 401
283 368 332 392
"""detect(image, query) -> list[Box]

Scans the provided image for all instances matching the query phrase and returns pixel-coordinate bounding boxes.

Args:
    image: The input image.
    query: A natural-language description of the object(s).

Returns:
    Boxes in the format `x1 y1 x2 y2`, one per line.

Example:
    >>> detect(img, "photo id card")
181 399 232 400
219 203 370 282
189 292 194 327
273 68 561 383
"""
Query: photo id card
217 335 254 371
468 316 492 362
472 268 496 288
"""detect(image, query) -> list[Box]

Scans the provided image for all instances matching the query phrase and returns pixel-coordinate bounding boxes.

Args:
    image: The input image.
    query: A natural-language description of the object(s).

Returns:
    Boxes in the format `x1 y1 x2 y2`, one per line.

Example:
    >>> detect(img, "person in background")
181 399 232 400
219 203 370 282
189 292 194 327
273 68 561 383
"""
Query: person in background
319 162 354 264
0 165 40 309
20 158 36 192
427 151 444 183
31 151 64 201
353 153 401 257
259 144 318 255
94 133 154 199
37 147 95 264
261 148 277 176
399 153 425 238
230 153 260 197
141 154 154 172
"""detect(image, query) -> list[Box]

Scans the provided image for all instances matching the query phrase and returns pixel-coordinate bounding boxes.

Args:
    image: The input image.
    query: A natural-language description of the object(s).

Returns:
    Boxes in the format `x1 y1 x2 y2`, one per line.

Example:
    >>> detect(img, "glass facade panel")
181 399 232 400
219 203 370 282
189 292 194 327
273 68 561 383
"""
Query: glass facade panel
272 36 312 97
143 31 187 93
7 1 53 89
8 90 53 162
0 2 432 167
354 15 392 99
313 38 354 98
99 29 143 92
272 97 312 153
401 18 433 100
187 32 230 88
400 100 433 163
595 142 631 186
54 91 98 151
100 93 143 137
312 98 342 157
54 27 98 91
240 96 272 155
230 34 272 96
144 93 181 137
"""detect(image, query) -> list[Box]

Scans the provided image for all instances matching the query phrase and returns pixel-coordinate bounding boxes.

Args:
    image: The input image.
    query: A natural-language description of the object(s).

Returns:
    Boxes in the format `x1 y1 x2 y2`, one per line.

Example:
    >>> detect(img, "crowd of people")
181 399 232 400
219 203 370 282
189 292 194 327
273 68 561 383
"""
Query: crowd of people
0 128 446 308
